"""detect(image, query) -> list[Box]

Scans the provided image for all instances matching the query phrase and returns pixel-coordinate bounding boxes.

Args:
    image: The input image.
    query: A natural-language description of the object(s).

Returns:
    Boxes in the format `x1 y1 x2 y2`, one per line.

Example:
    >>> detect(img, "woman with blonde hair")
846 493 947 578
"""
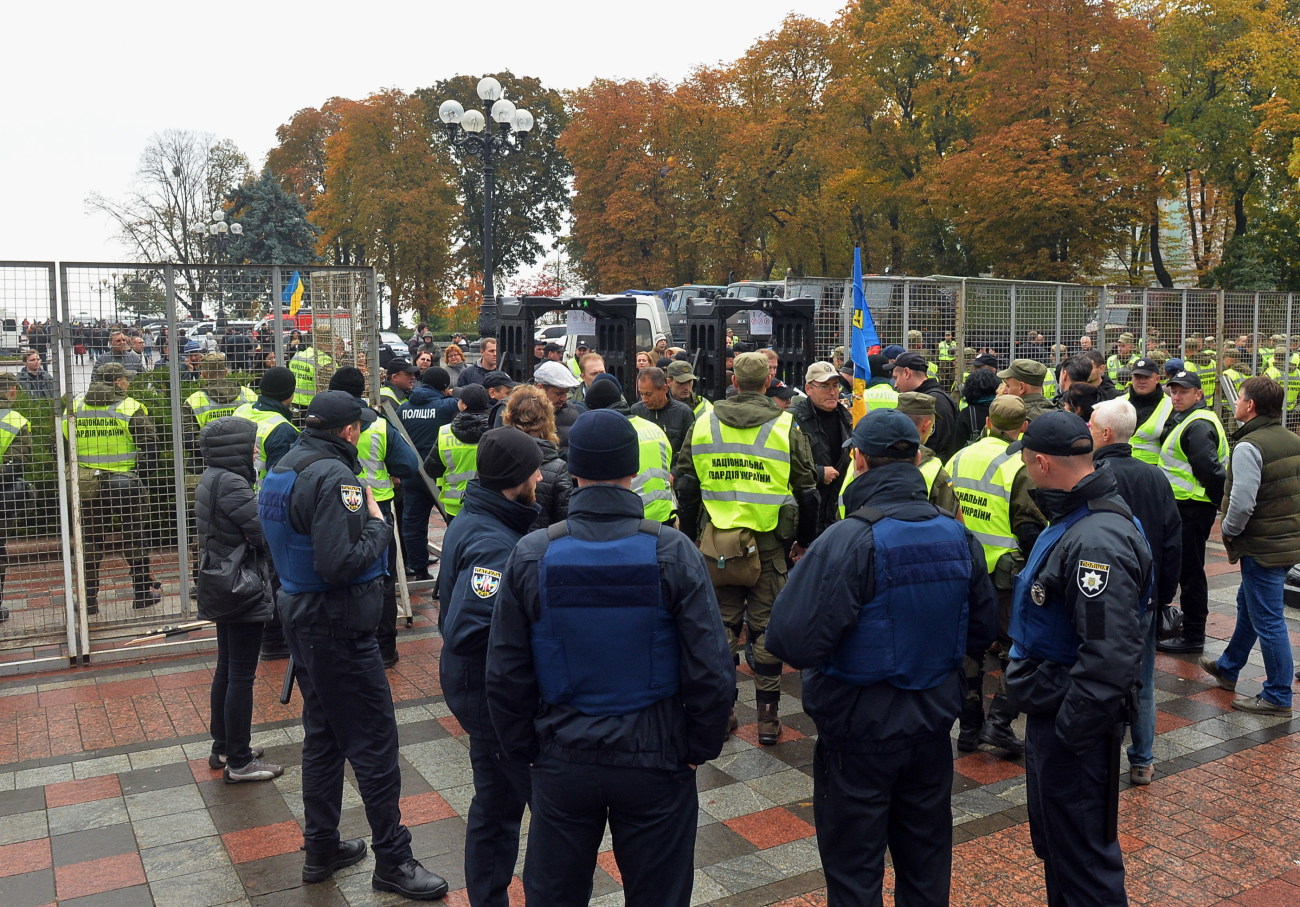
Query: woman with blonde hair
504 386 571 530
442 343 468 383
635 350 653 370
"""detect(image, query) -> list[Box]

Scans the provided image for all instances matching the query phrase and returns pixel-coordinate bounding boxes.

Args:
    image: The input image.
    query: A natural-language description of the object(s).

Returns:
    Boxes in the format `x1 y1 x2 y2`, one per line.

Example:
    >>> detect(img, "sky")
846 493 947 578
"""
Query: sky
2 0 847 267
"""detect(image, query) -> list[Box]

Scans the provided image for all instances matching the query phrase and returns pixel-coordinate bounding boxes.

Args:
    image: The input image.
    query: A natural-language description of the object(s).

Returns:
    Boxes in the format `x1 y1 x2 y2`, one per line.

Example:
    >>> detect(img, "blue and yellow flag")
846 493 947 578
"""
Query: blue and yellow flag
850 246 880 424
282 271 304 318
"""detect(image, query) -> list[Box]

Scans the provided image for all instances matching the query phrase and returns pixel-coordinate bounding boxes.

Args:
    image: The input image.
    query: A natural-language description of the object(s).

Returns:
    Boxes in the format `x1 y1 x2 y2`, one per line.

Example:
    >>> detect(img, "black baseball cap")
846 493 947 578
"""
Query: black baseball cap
305 390 376 429
1165 369 1202 389
843 408 920 457
883 351 929 372
543 341 564 354
766 383 797 400
973 353 1000 369
1130 357 1159 377
1021 411 1092 457
386 358 418 375
482 370 518 390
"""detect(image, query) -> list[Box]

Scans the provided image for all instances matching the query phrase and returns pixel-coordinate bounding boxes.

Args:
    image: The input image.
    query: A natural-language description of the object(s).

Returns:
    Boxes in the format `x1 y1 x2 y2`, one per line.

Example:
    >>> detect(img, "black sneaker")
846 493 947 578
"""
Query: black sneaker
956 725 981 753
372 858 449 900
223 758 284 783
209 746 265 770
303 838 368 883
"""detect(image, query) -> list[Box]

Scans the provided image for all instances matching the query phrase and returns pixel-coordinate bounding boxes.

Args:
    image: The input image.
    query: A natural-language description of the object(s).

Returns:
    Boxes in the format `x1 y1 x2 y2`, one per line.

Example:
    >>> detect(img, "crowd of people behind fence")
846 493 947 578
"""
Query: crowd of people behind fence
4 315 1299 905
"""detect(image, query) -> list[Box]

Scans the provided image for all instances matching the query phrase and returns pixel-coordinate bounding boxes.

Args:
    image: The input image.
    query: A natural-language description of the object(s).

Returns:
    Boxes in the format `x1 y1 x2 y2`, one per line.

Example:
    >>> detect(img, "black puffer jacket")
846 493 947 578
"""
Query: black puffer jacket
531 438 572 531
195 416 273 623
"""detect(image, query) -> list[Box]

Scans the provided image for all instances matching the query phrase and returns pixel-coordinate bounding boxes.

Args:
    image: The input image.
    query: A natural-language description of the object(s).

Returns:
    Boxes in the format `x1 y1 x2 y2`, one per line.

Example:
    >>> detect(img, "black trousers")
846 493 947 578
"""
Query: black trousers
1025 712 1127 907
524 757 697 907
376 498 398 660
283 625 412 866
813 736 953 907
464 734 530 906
209 621 264 768
1176 500 1217 635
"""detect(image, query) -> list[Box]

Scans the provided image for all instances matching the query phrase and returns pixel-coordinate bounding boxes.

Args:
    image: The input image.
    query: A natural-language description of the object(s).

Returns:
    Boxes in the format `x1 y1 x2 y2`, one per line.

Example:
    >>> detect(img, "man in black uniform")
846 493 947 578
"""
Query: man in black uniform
486 409 733 907
1007 411 1152 906
259 391 447 900
767 409 996 906
439 427 543 907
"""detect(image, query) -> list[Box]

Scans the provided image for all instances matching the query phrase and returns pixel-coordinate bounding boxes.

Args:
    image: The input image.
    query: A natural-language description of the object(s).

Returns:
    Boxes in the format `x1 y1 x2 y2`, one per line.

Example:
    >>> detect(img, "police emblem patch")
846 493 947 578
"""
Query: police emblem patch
340 484 363 512
1030 582 1046 606
471 566 502 599
1077 560 1110 598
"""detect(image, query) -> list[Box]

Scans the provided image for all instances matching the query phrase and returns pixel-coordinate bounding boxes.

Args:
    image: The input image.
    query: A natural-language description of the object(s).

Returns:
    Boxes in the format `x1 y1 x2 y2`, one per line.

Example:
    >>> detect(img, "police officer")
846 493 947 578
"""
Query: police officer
439 427 542 907
0 373 32 622
1125 357 1172 465
379 359 418 405
676 351 819 744
583 375 676 524
66 362 160 614
328 368 422 667
996 359 1056 422
485 409 733 907
428 384 492 520
838 391 961 518
1156 369 1228 654
767 409 996 906
233 367 301 659
289 324 344 408
259 391 448 899
1107 332 1138 385
397 367 459 580
946 395 1047 754
1007 411 1152 907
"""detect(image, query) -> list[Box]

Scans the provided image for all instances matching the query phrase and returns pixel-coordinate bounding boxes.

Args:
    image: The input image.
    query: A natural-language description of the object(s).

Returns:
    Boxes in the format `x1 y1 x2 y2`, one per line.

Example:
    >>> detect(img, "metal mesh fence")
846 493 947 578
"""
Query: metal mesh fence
0 262 376 662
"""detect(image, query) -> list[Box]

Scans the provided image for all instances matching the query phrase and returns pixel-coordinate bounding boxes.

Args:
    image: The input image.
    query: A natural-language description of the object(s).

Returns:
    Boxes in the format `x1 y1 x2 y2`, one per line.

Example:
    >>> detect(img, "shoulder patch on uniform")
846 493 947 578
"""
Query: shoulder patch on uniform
340 484 363 512
1077 560 1109 598
471 566 502 599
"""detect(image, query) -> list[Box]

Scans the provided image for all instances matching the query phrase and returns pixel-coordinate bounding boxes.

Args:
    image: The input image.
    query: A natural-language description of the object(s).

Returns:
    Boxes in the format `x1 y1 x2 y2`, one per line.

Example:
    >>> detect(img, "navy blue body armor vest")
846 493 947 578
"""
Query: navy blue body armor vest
260 453 387 594
1010 502 1152 666
821 508 971 690
532 520 679 716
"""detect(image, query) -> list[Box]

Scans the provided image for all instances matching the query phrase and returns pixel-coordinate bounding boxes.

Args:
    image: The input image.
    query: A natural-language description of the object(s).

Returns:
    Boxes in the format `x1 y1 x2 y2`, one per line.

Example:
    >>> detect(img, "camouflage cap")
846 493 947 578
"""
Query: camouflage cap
0 372 17 390
201 351 227 365
93 362 128 382
1117 332 1135 344
896 391 935 417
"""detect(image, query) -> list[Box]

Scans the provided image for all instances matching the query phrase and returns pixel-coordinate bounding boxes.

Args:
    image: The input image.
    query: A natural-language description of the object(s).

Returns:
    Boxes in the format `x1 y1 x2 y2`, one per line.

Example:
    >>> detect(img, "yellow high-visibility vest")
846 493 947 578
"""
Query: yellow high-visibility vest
629 415 674 522
1159 409 1228 503
689 411 795 532
946 436 1021 574
65 395 144 472
436 424 478 517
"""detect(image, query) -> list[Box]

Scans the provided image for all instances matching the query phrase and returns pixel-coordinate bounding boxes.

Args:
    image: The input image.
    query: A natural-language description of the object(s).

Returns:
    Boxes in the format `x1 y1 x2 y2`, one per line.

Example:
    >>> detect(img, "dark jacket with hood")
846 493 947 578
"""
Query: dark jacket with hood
195 416 273 623
530 437 572 531
487 484 734 769
424 411 490 481
767 462 997 751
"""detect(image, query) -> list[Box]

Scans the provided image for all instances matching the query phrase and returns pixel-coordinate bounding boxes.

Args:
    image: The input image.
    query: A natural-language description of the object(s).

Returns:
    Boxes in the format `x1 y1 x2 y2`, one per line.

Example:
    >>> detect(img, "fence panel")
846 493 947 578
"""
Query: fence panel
0 262 77 661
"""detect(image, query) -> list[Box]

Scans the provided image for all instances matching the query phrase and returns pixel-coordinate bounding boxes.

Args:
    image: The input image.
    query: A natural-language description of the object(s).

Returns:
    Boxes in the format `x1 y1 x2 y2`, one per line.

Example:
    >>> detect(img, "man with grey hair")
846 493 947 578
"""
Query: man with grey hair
632 366 695 461
1090 398 1182 784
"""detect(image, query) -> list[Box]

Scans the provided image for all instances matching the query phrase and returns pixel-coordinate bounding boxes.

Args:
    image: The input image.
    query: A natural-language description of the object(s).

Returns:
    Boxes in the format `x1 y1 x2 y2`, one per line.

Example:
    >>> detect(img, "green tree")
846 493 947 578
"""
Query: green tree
415 73 571 287
225 169 320 265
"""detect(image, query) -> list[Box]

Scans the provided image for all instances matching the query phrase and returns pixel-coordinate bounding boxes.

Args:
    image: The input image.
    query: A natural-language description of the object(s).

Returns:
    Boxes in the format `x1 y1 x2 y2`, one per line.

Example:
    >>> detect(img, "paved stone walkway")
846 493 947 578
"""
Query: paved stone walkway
1 537 1298 905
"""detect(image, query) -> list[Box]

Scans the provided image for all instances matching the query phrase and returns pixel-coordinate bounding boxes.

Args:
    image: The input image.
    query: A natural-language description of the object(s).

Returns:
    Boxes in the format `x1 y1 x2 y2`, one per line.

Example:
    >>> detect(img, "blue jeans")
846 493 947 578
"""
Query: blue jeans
1127 610 1156 767
1216 556 1295 708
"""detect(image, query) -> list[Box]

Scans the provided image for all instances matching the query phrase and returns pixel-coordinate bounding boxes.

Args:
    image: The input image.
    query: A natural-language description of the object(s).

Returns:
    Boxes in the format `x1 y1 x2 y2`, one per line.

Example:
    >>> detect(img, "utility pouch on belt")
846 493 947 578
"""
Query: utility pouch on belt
700 524 761 588
993 550 1025 592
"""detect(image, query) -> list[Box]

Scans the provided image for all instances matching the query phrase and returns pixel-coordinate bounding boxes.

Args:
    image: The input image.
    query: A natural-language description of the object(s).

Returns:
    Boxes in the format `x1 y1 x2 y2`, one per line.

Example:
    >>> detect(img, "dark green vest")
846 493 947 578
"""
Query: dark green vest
1224 417 1300 568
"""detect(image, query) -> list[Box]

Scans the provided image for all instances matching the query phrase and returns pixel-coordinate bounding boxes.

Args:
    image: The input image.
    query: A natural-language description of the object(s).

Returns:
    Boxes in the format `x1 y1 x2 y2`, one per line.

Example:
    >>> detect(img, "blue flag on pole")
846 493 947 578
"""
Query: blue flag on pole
851 245 879 380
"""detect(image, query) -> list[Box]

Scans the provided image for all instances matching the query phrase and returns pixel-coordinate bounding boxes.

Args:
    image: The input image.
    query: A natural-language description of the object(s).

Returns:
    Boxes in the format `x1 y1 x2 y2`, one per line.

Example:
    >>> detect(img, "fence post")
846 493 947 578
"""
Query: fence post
166 266 193 609
1215 289 1226 411
271 265 284 365
49 265 82 663
57 264 91 662
1009 283 1018 361
1179 289 1187 359
1054 285 1064 373
902 279 910 340
955 279 967 384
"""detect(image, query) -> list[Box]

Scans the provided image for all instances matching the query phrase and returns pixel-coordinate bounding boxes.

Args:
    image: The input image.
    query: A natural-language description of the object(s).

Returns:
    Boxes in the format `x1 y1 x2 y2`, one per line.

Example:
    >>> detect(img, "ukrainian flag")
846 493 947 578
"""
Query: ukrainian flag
282 271 304 318
850 246 880 424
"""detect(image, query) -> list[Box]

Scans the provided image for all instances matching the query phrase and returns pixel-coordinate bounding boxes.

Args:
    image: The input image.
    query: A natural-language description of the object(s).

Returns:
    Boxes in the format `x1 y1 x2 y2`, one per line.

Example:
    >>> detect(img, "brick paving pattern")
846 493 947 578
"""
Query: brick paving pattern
0 537 1298 905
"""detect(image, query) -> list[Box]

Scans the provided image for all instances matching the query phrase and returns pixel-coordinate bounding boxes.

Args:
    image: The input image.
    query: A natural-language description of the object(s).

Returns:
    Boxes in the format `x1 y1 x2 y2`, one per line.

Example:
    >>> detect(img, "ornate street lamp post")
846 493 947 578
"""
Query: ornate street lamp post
437 76 534 303
192 209 242 326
